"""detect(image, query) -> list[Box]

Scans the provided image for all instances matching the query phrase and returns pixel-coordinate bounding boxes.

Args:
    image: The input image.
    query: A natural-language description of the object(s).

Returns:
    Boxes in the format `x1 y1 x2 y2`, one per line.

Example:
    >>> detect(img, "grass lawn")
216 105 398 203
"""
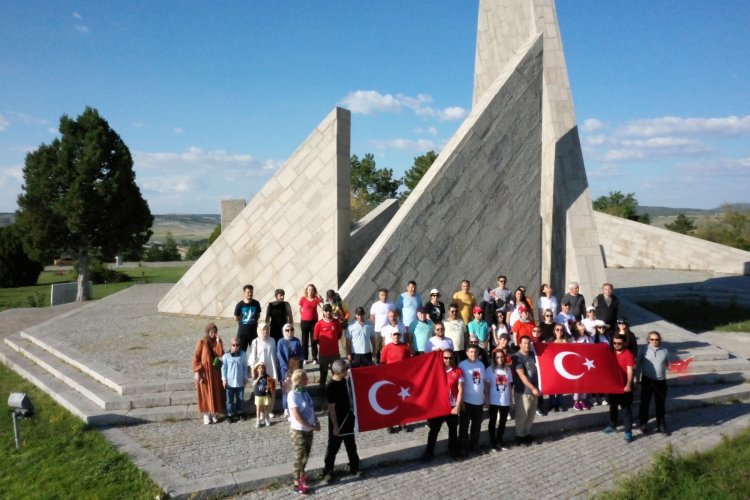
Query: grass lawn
0 265 189 312
605 428 750 499
0 363 163 499
637 299 750 333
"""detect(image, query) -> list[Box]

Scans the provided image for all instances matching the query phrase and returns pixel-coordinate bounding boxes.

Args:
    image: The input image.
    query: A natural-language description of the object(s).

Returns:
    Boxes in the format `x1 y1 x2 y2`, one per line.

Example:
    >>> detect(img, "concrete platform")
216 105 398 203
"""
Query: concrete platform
1 268 749 498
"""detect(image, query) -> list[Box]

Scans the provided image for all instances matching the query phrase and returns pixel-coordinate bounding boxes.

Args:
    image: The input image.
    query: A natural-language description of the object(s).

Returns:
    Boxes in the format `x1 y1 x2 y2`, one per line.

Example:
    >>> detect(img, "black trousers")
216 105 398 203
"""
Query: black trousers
607 392 633 432
323 427 360 473
425 412 459 457
640 376 667 427
459 402 484 453
300 320 318 360
350 353 373 368
487 404 510 446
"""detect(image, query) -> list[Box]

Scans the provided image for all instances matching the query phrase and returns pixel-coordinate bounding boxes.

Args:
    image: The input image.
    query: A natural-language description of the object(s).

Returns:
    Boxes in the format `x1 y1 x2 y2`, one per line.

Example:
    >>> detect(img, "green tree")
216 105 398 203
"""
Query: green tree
161 232 182 261
0 224 44 287
350 153 401 220
186 241 208 260
593 191 650 224
401 150 437 201
207 224 221 245
16 107 153 301
665 213 697 235
694 204 750 251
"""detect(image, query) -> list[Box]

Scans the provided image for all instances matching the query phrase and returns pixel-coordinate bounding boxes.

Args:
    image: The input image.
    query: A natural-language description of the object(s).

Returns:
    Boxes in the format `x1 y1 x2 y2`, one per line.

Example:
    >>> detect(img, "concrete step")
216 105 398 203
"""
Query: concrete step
667 370 749 386
674 357 750 374
669 345 729 362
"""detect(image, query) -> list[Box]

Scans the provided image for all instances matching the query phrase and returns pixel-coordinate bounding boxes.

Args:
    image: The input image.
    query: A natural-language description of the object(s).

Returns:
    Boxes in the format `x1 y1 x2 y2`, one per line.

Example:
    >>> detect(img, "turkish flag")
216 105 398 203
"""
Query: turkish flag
535 343 625 394
668 356 695 374
350 351 451 432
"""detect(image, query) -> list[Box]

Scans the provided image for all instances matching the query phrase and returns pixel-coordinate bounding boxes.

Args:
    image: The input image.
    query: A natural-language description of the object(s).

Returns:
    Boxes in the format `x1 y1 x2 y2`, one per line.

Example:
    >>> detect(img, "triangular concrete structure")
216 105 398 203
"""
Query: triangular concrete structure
158 107 351 317
473 0 607 299
340 35 544 309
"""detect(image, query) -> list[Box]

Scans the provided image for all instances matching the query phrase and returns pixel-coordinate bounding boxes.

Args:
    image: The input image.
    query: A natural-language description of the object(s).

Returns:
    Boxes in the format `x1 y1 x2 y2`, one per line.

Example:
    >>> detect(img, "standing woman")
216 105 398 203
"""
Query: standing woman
299 284 323 364
266 289 294 343
485 348 513 450
248 323 279 417
637 331 670 435
616 318 639 358
288 369 321 495
193 322 226 424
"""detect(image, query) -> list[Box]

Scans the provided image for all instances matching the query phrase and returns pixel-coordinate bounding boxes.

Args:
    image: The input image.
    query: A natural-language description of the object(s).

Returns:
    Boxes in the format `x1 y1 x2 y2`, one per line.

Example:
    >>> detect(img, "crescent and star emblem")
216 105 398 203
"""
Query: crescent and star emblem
368 381 411 415
553 351 596 380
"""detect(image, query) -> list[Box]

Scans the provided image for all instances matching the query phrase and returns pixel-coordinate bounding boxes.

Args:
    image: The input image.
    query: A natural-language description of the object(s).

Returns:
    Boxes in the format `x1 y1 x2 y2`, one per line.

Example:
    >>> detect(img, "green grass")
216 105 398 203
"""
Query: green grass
604 429 750 500
0 363 163 499
637 299 750 333
0 265 189 312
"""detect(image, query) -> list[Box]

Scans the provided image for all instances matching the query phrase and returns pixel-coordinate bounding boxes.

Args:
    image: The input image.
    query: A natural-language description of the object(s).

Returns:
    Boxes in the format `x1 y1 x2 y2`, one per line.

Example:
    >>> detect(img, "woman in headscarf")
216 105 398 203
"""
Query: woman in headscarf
192 322 226 424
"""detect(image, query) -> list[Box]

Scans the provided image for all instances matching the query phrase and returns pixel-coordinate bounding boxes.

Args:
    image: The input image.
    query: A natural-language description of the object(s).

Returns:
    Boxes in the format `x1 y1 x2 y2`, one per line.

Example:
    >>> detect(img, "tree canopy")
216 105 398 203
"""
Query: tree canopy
350 153 400 220
401 150 437 200
665 213 696 235
693 204 750 251
0 224 44 287
593 191 650 224
16 107 153 301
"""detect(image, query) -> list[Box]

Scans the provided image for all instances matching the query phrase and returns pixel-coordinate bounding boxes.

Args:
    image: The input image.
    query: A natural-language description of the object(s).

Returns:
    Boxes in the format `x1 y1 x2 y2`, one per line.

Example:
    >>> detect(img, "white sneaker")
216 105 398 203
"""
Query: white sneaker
255 419 260 428
284 409 289 417
268 412 275 419
203 414 211 425
264 417 270 427
210 414 218 424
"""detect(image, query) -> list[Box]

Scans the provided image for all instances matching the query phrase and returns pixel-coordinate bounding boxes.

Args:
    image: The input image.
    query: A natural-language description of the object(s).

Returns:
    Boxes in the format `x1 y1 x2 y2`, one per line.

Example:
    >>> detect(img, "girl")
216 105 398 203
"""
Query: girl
288 369 320 495
252 361 271 427
485 348 513 450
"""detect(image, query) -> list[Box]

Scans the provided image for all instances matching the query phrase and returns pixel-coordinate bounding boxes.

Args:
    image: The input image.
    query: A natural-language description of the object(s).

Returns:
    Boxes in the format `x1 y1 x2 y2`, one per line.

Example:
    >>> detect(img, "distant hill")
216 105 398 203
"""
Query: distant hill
150 214 220 243
638 206 716 217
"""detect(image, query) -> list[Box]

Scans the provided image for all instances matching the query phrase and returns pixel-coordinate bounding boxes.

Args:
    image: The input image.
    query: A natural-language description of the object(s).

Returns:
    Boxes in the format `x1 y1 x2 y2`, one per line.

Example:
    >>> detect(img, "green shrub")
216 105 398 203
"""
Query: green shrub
0 225 44 287
86 260 132 284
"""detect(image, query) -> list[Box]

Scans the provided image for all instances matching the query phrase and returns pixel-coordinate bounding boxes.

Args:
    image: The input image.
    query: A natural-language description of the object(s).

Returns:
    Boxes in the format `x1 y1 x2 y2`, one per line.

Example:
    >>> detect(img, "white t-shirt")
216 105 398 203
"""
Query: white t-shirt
458 359 485 405
485 365 513 406
425 336 454 353
380 321 405 345
538 296 558 318
370 301 394 332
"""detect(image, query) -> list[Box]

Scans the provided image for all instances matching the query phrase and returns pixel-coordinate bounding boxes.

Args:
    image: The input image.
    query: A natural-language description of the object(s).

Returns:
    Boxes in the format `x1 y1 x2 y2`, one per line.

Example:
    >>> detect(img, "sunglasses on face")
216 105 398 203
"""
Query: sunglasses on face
649 338 660 342
613 342 623 346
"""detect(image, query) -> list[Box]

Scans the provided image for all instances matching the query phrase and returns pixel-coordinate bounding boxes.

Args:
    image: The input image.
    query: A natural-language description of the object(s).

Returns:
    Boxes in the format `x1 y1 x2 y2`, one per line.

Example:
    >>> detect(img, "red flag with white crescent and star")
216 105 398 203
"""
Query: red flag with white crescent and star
350 351 451 432
535 342 625 394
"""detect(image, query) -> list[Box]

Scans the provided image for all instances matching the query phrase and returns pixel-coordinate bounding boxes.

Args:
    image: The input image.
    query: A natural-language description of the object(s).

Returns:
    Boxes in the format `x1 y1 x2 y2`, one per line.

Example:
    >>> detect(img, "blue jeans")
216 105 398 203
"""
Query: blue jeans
226 386 244 416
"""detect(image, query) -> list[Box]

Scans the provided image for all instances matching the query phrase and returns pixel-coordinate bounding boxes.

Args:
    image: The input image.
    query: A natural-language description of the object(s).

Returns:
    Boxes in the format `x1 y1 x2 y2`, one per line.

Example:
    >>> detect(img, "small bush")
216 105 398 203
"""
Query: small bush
86 260 132 284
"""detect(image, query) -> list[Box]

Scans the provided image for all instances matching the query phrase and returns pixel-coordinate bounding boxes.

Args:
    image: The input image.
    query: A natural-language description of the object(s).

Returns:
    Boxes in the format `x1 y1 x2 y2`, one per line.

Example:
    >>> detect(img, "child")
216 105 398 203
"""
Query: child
282 357 300 418
221 336 248 423
252 361 271 427
248 322 279 417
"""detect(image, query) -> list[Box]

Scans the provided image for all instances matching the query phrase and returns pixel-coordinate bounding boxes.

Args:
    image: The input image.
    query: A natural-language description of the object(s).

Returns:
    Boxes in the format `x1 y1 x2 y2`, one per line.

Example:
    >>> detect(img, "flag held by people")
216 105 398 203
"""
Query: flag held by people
668 356 694 375
536 342 625 394
350 351 451 432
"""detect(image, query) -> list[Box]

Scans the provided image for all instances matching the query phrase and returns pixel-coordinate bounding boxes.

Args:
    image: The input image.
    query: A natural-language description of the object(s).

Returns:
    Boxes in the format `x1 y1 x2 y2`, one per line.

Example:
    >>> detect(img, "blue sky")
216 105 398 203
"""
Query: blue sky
1 1 748 214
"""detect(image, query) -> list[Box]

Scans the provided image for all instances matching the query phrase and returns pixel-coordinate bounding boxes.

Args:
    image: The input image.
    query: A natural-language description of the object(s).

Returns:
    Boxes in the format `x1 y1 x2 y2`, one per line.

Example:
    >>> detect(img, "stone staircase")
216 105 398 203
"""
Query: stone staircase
0 328 324 427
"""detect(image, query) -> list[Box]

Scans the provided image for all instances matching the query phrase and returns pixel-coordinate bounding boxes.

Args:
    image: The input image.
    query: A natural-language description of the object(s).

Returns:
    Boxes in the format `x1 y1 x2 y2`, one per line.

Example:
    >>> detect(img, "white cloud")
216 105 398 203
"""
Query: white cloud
586 164 623 179
427 126 438 136
339 90 401 115
582 118 604 133
75 24 90 33
134 147 279 179
600 137 712 162
676 157 750 178
583 134 608 146
0 164 23 210
619 114 750 138
173 127 183 134
367 138 436 151
339 89 467 121
73 12 82 20
0 113 9 132
10 112 48 126
132 122 145 129
413 126 439 136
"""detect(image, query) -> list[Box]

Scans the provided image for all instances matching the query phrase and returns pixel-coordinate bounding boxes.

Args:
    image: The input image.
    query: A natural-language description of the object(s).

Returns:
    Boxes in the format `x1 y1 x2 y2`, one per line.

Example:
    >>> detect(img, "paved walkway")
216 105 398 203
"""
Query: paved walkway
234 401 750 499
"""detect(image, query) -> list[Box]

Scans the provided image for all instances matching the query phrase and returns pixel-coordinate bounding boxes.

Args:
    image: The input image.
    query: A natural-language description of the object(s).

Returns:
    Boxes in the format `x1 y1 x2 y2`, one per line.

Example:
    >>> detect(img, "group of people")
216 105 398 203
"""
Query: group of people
191 277 673 495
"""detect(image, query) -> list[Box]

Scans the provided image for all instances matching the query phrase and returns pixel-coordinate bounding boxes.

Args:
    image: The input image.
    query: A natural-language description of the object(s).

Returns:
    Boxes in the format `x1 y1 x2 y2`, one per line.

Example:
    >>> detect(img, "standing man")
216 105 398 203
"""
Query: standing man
380 331 411 365
314 304 342 391
234 284 261 352
592 283 621 336
380 309 407 348
512 336 540 446
346 307 376 368
396 280 420 334
409 308 434 355
458 344 485 457
444 304 468 361
562 281 586 321
637 331 670 435
452 279 477 325
425 322 453 353
266 289 294 343
369 288 394 363
424 289 445 323
604 334 635 443
321 360 360 484
421 348 463 462
491 275 512 318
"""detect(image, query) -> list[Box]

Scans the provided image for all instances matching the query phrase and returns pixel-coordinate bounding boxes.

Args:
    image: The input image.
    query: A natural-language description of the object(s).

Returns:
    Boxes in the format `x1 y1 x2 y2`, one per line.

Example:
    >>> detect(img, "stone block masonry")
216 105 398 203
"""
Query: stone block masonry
340 35 544 311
